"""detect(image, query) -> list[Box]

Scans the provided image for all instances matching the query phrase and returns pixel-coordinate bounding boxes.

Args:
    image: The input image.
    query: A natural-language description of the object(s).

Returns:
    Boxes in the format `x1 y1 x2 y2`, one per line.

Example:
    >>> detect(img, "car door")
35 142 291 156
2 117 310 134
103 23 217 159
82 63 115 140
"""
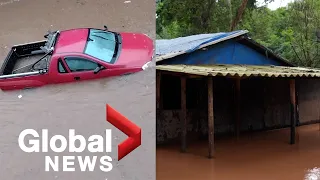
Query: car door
63 56 104 82
52 58 75 83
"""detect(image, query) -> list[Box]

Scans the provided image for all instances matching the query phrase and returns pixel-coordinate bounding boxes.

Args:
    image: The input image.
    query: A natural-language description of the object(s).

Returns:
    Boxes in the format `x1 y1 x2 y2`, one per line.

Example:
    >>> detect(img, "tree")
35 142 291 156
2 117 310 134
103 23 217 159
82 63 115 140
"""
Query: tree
285 0 320 67
156 0 320 67
157 0 274 38
230 0 249 31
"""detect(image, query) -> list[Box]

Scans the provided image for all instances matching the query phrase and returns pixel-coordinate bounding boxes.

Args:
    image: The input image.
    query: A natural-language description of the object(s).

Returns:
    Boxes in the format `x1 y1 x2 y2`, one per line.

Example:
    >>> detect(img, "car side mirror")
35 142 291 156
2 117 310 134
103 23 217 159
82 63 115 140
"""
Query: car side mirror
104 25 108 31
94 66 104 74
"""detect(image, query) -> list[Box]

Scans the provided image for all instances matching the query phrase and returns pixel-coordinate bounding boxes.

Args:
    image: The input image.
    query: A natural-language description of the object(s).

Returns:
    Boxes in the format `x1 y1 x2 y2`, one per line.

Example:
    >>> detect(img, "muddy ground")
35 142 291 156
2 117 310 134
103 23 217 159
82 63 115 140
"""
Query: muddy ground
0 0 155 180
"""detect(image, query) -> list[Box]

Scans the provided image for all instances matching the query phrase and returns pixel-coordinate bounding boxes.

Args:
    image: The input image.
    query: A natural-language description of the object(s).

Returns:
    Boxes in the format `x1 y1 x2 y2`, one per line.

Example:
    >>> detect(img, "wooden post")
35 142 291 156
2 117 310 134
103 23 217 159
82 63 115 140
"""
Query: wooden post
156 71 161 109
289 79 297 144
296 91 300 141
235 78 241 138
181 76 187 152
207 77 215 158
296 92 299 126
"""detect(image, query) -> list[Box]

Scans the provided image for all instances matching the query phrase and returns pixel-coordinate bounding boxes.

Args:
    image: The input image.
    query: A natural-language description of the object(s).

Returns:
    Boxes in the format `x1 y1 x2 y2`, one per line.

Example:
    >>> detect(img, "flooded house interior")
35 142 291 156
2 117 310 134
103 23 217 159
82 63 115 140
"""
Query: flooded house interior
156 67 320 180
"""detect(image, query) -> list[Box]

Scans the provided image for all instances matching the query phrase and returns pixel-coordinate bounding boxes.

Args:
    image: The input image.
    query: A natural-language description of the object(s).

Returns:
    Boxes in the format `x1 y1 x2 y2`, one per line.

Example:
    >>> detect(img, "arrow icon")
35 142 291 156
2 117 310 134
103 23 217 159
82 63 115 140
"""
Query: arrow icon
106 104 142 161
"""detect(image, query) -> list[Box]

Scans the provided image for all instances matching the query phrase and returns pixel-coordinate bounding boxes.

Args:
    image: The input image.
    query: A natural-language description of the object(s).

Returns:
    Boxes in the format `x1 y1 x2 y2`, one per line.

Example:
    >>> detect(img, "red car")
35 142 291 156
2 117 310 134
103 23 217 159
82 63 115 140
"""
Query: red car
0 26 154 91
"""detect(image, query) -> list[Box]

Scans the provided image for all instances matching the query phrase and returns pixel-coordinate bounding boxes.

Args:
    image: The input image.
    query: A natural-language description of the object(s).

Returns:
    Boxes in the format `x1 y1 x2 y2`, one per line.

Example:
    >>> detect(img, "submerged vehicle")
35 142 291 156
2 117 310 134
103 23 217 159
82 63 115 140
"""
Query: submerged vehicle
0 26 153 91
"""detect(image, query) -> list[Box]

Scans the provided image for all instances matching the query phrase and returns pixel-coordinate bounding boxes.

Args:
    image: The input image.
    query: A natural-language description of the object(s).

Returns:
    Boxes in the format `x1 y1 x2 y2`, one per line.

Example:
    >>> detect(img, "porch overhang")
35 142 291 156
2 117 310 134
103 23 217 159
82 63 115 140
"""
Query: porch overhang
156 64 320 78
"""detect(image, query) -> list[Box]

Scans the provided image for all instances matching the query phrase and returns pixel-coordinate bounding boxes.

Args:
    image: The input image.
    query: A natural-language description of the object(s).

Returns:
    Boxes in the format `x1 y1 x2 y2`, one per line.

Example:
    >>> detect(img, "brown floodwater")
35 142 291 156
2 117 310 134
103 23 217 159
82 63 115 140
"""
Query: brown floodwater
0 0 155 179
157 124 320 180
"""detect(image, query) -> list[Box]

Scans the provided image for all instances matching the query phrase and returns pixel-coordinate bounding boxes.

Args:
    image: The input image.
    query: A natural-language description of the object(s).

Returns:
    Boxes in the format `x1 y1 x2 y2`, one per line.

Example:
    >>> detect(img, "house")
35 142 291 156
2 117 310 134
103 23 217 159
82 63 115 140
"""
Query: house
155 30 320 158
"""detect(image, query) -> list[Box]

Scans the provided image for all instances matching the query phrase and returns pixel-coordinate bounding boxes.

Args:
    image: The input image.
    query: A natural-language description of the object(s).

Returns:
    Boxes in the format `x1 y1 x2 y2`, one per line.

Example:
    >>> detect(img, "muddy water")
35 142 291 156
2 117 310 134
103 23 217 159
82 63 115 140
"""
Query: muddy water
157 124 320 180
0 0 155 179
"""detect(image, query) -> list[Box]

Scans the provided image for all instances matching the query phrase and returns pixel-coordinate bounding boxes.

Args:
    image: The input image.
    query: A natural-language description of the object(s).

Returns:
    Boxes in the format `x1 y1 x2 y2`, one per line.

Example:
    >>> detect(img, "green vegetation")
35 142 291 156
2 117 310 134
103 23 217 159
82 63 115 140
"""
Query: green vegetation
156 0 320 67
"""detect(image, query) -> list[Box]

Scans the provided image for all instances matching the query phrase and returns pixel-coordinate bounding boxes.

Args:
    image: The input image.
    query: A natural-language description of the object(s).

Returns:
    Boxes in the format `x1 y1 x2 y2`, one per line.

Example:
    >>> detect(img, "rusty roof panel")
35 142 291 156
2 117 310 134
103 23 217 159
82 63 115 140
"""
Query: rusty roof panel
156 64 320 78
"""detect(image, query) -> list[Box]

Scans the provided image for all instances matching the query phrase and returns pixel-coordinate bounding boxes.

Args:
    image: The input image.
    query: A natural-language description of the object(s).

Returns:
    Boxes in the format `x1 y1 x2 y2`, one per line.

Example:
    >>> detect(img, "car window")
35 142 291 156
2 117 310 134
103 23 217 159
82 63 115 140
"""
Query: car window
58 60 67 73
65 57 99 72
84 29 117 63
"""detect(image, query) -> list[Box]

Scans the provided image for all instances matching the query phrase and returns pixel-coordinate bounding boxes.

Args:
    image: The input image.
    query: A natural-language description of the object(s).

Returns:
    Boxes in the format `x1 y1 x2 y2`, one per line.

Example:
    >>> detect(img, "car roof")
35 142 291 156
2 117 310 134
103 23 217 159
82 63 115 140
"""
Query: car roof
53 28 89 54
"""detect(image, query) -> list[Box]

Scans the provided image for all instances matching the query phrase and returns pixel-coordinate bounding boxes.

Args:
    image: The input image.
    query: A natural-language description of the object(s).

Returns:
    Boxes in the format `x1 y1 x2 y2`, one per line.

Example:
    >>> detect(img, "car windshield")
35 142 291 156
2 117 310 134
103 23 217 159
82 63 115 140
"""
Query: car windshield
84 29 117 63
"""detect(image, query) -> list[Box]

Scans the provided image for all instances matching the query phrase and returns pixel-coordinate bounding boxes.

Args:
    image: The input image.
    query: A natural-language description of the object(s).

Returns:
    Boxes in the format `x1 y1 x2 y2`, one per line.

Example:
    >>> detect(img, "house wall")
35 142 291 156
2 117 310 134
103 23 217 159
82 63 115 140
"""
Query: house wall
157 40 287 66
157 75 292 144
297 79 320 124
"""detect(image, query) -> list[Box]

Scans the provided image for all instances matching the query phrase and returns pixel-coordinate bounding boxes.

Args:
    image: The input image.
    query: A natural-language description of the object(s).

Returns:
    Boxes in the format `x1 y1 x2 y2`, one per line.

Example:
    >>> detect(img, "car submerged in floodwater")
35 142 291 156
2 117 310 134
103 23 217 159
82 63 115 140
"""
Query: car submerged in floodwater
0 26 154 91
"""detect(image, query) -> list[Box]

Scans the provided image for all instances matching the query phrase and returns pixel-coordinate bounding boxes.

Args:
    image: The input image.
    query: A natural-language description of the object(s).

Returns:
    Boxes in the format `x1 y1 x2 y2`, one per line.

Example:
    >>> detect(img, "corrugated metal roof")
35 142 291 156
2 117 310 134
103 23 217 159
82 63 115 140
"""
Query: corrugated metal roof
156 64 320 78
156 30 248 62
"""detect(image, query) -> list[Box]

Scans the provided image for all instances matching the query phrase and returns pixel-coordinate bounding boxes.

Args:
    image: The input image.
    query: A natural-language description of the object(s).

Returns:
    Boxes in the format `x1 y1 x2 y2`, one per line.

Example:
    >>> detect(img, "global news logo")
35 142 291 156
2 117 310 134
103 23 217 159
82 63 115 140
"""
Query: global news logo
17 104 141 172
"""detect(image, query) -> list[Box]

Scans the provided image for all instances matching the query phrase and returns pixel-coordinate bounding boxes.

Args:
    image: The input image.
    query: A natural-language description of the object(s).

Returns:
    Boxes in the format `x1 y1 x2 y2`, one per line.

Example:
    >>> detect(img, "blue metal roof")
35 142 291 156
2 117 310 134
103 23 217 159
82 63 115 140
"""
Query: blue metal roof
156 30 248 60
156 30 293 66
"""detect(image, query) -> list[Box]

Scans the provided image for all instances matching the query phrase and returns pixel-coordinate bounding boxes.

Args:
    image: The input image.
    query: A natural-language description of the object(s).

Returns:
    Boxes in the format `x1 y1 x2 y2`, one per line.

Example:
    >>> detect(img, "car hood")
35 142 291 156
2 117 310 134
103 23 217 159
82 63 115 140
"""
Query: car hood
115 32 154 68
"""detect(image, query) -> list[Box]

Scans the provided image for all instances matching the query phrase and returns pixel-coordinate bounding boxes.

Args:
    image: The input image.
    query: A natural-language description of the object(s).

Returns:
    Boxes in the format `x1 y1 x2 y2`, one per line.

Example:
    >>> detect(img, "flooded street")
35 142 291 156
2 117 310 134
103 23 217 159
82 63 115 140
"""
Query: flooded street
0 0 155 179
157 124 320 180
